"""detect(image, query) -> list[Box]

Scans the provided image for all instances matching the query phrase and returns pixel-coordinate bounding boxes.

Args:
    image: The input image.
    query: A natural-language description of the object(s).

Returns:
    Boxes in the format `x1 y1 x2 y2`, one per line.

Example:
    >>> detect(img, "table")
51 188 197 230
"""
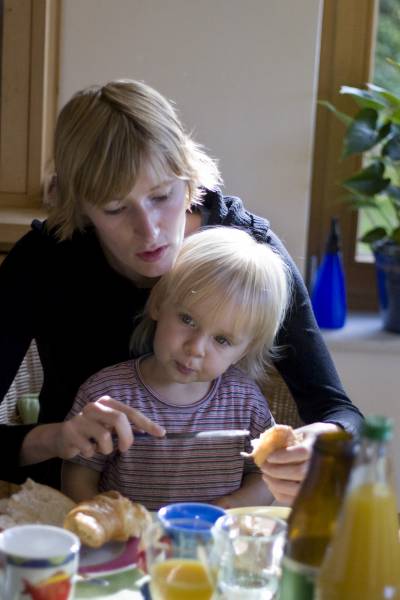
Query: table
74 567 146 599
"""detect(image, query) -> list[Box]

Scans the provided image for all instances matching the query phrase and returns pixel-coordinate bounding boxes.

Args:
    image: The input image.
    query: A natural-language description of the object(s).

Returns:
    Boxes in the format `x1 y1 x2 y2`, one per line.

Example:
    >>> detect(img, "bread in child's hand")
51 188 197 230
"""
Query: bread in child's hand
63 490 151 548
0 478 76 530
241 424 303 467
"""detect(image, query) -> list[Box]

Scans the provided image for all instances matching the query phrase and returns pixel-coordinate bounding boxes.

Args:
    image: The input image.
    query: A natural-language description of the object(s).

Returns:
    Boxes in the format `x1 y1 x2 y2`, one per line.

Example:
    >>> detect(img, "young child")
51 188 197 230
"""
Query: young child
62 226 290 510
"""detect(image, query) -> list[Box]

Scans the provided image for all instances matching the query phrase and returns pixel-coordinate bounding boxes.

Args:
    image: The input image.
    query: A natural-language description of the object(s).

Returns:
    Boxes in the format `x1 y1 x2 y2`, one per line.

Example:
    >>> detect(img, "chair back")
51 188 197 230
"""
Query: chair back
261 368 304 429
0 342 43 424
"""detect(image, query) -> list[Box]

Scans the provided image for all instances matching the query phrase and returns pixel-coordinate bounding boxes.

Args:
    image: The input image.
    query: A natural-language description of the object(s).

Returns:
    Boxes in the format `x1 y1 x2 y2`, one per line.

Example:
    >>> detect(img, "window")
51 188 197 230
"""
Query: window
308 0 378 310
356 0 400 262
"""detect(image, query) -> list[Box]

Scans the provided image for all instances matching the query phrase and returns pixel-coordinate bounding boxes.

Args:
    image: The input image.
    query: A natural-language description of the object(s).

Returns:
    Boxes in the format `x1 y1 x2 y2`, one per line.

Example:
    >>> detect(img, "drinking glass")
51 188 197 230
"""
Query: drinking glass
143 517 216 600
211 513 286 600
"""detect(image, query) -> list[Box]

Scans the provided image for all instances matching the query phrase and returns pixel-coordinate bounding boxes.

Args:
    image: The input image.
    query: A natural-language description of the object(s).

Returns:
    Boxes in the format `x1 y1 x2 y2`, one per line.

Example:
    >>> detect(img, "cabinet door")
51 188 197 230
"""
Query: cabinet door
0 0 60 248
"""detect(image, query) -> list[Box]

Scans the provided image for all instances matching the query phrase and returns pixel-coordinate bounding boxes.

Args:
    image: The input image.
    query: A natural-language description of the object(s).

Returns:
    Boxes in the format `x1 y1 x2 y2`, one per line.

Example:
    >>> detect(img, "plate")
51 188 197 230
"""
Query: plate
226 506 291 520
78 536 140 576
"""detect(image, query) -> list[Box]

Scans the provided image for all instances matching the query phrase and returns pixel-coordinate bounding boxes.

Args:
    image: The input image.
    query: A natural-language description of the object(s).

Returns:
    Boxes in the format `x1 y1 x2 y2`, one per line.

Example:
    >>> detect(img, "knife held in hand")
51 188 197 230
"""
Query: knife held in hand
134 429 250 440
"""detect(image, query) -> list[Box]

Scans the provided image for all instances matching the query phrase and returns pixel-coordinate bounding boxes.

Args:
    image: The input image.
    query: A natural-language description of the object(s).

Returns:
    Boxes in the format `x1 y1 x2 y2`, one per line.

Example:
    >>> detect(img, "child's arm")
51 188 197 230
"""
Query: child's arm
61 461 100 502
212 473 274 509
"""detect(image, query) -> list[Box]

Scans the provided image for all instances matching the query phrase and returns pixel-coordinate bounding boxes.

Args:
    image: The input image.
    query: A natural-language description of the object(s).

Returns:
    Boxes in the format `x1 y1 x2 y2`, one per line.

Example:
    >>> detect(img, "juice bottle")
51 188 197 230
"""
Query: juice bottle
278 430 355 599
316 415 400 600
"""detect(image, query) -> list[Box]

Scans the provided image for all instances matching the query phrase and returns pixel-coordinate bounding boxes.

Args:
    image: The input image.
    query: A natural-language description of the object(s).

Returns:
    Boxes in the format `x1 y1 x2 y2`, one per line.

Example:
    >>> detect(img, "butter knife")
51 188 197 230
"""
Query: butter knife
134 429 250 440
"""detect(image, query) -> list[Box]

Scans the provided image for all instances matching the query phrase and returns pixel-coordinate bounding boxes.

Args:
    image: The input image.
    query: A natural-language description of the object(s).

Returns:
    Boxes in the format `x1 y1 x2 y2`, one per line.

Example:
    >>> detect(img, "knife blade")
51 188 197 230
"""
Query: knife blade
134 429 250 440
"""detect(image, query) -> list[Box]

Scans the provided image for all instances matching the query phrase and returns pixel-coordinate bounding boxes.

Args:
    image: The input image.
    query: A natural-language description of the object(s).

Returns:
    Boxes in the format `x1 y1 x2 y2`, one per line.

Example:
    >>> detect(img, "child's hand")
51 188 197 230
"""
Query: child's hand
260 423 340 505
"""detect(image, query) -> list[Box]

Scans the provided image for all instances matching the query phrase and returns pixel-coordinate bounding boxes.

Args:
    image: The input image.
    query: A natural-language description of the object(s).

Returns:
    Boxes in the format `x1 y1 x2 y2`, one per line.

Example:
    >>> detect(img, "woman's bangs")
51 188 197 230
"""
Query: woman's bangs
82 120 143 207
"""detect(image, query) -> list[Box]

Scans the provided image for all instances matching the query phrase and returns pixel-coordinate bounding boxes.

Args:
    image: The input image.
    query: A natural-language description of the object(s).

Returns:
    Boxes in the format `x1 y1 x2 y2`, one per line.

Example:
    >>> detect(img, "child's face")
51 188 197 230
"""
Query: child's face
151 297 253 384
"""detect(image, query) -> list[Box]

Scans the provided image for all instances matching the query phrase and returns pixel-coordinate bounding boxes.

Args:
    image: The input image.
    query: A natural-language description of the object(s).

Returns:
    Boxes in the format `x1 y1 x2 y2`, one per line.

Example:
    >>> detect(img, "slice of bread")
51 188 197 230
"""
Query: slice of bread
0 478 76 529
0 480 21 500
241 424 303 467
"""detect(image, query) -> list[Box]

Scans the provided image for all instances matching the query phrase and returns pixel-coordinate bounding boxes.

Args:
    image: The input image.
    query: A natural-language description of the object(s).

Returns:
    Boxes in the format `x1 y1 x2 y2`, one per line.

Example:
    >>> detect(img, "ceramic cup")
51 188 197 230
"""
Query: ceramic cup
0 524 80 600
158 502 226 528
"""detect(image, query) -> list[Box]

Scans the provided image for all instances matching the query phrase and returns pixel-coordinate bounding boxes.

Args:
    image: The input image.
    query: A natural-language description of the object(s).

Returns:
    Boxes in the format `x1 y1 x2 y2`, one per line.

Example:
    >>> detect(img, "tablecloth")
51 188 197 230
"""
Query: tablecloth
74 567 148 599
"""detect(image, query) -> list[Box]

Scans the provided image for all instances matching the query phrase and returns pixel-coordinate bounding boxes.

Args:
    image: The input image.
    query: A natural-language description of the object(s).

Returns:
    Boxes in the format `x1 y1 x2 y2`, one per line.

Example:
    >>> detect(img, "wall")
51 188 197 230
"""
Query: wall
324 315 400 502
59 0 323 272
335 349 400 501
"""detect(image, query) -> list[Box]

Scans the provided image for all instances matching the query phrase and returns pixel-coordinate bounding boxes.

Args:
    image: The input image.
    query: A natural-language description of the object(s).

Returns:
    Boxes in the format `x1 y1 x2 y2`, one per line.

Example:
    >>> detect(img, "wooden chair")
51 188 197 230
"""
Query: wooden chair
261 367 304 429
0 342 43 424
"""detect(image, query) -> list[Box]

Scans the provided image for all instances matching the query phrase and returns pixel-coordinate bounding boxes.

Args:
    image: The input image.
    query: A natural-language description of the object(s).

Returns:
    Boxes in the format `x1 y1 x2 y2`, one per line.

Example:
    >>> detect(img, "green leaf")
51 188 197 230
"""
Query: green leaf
390 108 400 125
360 227 388 244
343 108 379 156
386 58 400 71
318 100 352 127
386 184 400 200
340 86 388 110
367 83 400 108
391 227 400 244
377 122 392 143
382 133 400 160
343 162 390 195
343 195 382 210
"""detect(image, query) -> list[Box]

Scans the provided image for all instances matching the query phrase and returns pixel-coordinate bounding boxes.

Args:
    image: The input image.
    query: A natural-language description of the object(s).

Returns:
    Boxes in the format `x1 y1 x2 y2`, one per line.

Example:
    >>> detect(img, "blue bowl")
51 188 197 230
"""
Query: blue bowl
157 502 226 532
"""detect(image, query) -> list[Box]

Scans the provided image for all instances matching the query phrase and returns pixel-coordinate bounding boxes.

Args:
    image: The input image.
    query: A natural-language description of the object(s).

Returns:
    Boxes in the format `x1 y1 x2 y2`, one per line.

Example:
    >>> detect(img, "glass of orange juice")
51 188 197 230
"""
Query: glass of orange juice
143 518 216 600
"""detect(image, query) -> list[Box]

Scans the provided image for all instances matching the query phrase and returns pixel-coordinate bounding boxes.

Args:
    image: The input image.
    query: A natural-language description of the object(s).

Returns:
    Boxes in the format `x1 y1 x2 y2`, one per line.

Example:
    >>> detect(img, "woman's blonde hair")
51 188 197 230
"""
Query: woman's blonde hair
47 79 221 239
131 226 291 382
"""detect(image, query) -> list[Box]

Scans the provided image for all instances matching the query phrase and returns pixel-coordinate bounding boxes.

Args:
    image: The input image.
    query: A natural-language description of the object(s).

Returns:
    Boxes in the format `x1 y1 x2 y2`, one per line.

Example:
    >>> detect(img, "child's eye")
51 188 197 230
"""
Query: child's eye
179 313 195 326
152 193 170 202
215 335 231 346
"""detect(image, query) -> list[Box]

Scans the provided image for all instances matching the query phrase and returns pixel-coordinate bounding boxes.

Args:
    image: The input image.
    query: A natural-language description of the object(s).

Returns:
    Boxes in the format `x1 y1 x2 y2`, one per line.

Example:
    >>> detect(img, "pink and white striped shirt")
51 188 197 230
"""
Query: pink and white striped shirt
66 358 273 510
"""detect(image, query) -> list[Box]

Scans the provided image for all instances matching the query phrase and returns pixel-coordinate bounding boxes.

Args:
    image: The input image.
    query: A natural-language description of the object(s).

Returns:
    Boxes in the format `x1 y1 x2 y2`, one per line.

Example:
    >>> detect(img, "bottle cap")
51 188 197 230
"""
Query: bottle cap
325 218 341 254
362 415 393 441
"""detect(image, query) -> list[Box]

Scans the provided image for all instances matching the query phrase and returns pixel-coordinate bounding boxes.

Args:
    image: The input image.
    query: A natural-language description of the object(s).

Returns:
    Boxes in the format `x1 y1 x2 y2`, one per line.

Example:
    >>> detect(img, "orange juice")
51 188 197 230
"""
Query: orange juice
150 558 214 600
317 481 400 599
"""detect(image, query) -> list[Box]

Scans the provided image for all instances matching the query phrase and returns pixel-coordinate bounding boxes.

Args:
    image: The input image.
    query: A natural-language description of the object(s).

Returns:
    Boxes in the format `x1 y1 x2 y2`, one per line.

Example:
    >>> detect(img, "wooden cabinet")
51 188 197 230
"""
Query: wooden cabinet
0 0 60 249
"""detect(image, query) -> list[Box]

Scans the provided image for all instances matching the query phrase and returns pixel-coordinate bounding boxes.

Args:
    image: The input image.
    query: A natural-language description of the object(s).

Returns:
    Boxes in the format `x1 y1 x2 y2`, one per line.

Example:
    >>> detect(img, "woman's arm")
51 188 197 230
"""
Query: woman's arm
268 230 364 435
19 396 165 466
62 461 100 502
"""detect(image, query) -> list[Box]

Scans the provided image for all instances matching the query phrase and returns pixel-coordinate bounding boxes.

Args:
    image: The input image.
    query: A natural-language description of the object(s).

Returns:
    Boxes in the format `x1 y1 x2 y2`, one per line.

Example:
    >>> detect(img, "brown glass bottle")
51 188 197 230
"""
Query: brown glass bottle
278 430 356 600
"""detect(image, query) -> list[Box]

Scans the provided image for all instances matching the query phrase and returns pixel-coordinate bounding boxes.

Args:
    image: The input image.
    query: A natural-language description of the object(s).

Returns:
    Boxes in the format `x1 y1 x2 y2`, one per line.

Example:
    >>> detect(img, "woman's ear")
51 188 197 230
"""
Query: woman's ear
148 299 160 321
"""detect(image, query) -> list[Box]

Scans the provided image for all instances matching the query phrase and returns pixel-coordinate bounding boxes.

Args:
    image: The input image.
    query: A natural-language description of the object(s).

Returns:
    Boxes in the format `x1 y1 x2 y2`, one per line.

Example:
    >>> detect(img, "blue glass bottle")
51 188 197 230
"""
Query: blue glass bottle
311 218 347 329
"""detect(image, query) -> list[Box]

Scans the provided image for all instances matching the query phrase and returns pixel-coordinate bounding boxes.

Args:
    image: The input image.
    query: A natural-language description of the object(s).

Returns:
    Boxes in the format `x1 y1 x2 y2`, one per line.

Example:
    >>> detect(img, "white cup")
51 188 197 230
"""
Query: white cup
0 524 80 600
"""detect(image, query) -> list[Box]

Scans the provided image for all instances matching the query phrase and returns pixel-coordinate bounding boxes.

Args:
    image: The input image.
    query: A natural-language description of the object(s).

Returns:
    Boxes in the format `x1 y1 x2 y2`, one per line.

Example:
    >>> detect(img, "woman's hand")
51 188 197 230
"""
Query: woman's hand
20 395 165 465
260 422 340 505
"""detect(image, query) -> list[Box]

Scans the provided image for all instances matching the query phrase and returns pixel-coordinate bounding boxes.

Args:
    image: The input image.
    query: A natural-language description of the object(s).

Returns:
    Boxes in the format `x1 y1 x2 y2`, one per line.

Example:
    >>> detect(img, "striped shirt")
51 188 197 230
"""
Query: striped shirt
66 358 273 510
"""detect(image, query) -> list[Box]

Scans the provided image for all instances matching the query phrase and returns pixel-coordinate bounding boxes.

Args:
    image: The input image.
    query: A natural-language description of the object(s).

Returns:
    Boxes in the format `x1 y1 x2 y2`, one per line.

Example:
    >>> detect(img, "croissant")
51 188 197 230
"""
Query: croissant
63 490 151 548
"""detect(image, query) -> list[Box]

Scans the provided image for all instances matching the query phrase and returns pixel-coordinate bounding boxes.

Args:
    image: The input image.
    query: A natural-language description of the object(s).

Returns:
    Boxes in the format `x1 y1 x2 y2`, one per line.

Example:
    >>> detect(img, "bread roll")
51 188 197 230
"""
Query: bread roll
0 478 76 530
0 480 20 500
64 490 151 548
242 424 303 467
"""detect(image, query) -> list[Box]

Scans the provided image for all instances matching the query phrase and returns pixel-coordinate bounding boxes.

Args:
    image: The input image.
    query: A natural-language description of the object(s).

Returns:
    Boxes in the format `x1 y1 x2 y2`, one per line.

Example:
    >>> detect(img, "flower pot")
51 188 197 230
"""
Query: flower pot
373 241 400 334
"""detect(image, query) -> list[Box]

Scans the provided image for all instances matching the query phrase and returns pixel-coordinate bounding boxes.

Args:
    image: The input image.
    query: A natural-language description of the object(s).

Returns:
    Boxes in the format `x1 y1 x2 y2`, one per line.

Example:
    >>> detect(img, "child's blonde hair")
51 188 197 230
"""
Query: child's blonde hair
131 226 291 382
48 79 221 239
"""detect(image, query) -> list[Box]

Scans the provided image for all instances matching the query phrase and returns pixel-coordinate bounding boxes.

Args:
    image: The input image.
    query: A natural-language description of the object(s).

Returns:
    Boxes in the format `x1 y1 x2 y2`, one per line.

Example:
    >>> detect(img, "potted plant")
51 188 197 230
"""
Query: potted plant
321 74 400 333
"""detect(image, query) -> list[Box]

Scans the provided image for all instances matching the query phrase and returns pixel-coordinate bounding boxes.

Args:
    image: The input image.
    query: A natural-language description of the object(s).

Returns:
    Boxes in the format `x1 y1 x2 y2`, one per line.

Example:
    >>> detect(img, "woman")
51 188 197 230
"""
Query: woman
0 79 363 503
